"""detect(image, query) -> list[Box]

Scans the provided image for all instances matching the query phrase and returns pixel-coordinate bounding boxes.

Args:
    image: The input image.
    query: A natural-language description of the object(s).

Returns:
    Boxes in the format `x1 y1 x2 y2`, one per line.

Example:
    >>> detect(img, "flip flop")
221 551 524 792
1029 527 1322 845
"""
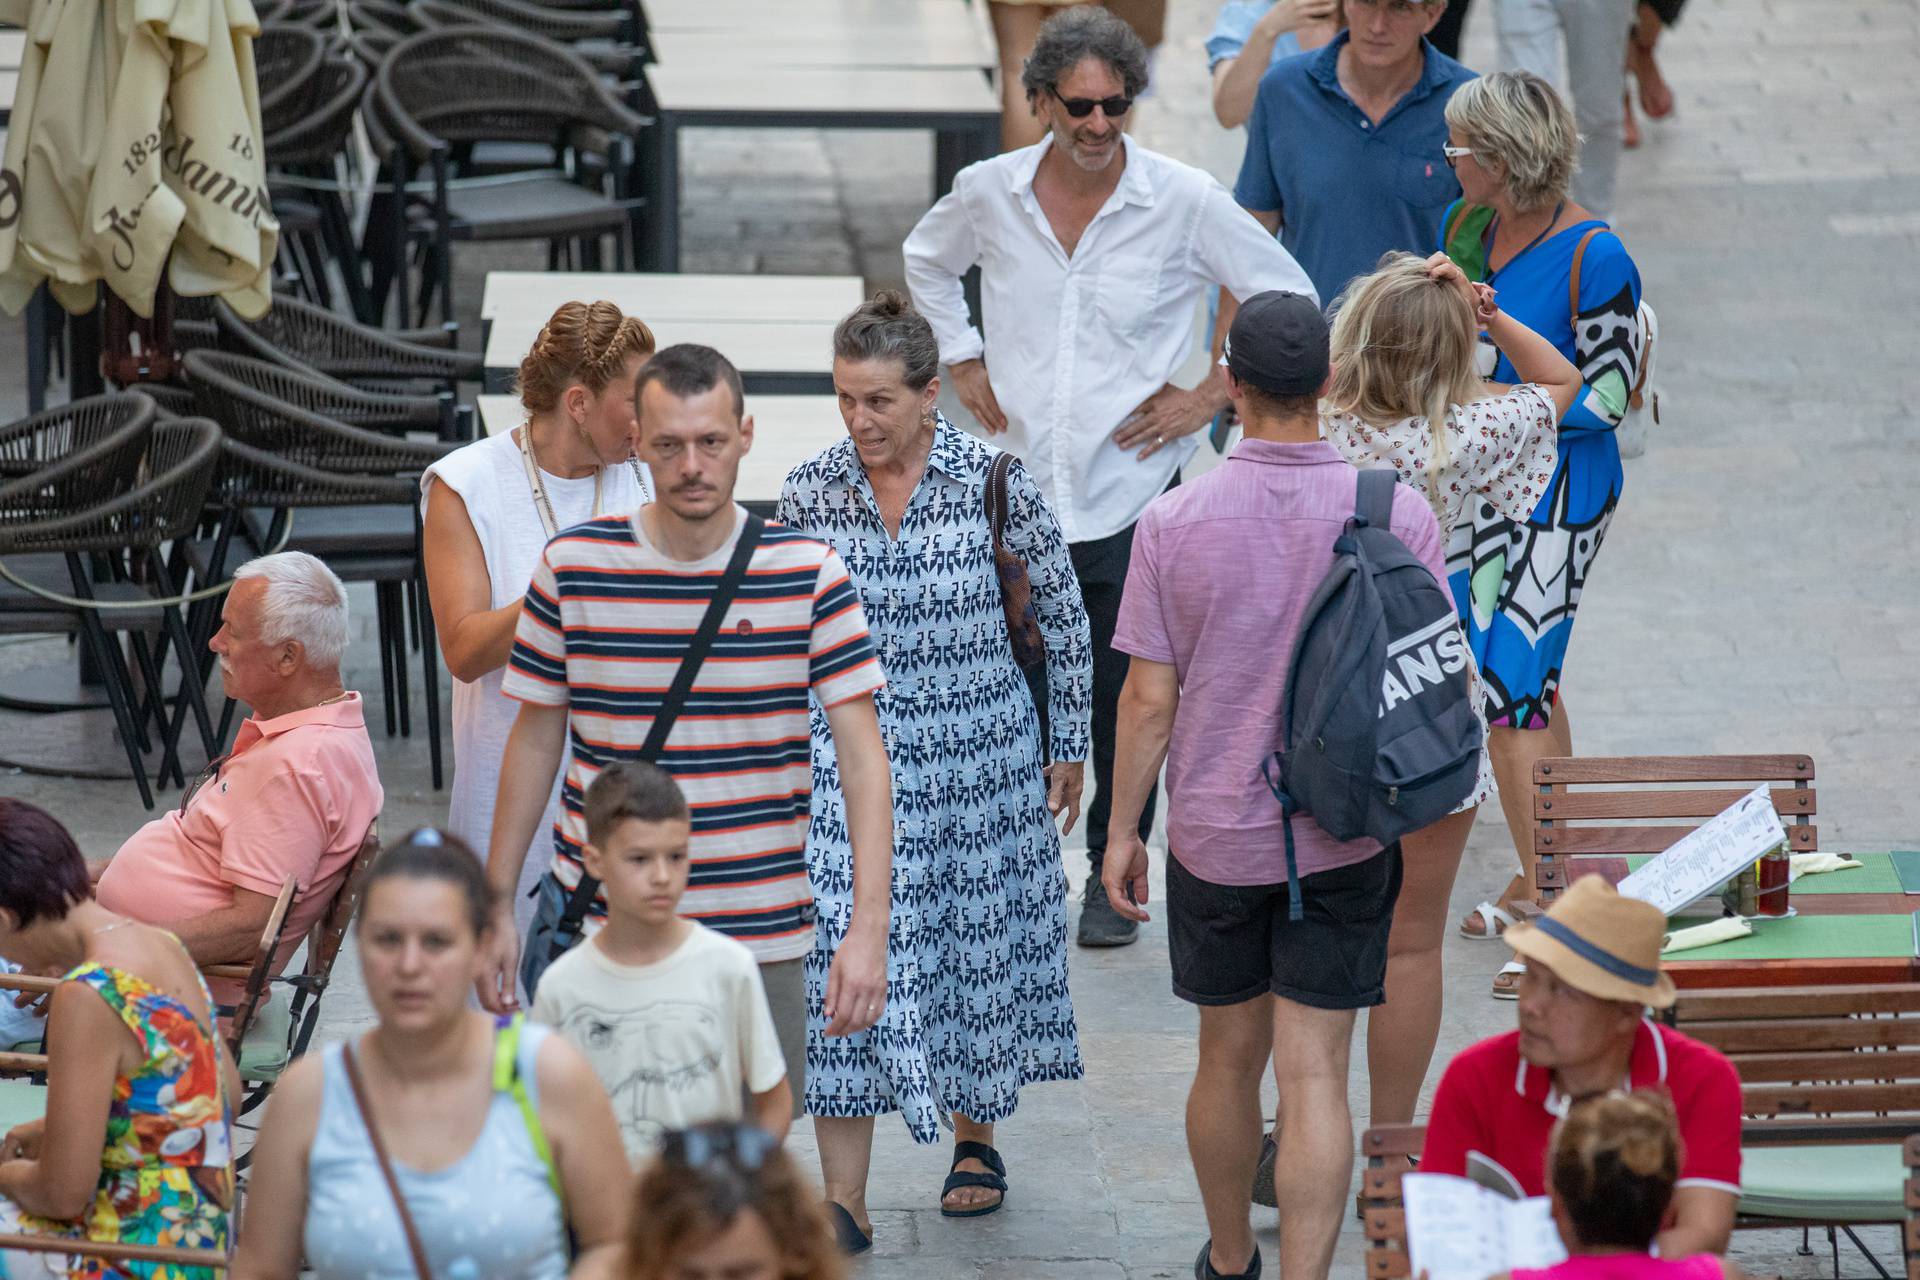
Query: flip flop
1460 901 1518 941
1492 960 1525 1001
940 1140 1008 1218
825 1202 871 1255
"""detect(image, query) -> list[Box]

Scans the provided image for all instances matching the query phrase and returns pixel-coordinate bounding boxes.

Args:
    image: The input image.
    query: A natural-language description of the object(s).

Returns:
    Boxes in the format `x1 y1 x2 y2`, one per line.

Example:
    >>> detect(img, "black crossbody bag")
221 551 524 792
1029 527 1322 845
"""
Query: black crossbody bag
545 514 765 960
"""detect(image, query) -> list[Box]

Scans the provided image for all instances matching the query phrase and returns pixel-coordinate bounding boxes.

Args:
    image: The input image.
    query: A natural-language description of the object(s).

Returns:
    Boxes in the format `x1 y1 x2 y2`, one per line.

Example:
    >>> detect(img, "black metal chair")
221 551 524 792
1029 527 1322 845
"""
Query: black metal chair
183 352 450 786
0 418 224 807
212 295 479 401
370 26 649 325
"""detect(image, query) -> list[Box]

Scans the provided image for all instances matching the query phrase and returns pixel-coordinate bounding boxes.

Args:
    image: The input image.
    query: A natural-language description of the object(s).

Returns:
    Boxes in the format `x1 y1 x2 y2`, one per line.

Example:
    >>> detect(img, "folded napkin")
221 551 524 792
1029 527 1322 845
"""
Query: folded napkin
1662 917 1754 954
1789 853 1863 881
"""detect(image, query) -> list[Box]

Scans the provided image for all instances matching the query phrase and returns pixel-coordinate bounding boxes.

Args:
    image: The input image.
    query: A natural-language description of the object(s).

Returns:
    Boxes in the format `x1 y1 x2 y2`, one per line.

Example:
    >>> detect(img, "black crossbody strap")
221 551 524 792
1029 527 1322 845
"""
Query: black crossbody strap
555 514 765 938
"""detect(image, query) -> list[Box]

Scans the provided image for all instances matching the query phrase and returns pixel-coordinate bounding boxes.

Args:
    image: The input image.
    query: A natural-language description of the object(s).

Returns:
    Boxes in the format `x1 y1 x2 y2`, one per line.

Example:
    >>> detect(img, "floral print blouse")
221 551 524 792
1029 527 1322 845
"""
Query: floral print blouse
19 963 233 1279
1322 382 1560 532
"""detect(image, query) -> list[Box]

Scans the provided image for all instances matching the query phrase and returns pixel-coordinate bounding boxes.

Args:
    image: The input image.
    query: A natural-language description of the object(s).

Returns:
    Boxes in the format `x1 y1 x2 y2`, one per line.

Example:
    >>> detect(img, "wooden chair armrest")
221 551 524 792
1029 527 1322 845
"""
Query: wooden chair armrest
0 1051 50 1074
200 964 252 981
1510 900 1545 921
0 1233 227 1269
0 974 59 996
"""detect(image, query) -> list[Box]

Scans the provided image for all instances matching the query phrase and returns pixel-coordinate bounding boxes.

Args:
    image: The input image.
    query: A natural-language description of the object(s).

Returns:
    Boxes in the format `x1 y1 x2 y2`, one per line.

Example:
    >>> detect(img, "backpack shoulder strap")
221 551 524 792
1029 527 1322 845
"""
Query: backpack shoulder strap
1568 226 1604 323
494 1014 563 1204
1355 467 1397 531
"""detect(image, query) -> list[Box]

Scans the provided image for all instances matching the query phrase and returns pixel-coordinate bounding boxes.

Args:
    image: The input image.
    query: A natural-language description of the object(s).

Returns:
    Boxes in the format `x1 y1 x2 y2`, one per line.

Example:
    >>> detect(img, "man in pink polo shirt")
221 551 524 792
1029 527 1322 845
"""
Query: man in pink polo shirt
95 552 382 1005
1103 292 1449 1280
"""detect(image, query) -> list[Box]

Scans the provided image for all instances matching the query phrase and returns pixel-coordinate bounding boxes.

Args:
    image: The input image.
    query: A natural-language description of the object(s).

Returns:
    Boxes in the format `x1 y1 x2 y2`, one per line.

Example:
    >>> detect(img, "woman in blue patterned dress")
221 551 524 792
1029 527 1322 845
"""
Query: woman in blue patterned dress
776 292 1092 1249
1438 73 1644 993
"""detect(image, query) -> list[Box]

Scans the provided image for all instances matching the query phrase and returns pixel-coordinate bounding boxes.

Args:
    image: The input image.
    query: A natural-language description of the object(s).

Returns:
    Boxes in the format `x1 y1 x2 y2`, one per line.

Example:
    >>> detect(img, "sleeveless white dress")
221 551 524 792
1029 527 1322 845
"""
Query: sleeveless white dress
421 428 649 936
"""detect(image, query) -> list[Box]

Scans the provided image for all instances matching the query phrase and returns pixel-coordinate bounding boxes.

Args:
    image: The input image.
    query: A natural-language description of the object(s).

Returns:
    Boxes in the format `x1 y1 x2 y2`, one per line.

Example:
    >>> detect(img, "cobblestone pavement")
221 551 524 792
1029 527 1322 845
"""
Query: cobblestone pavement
2 0 1917 1275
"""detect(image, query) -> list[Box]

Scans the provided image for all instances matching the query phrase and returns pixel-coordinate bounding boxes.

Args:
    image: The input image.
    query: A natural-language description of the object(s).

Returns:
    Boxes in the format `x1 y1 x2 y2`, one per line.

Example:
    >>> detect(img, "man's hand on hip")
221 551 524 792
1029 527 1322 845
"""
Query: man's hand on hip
949 359 1008 435
1112 383 1219 460
822 917 888 1037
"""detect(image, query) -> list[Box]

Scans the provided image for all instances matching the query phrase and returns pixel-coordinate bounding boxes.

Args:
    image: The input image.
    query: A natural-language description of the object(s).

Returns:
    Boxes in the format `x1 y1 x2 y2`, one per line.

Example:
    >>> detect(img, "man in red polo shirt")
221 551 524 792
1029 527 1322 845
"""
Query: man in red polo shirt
1422 876 1741 1256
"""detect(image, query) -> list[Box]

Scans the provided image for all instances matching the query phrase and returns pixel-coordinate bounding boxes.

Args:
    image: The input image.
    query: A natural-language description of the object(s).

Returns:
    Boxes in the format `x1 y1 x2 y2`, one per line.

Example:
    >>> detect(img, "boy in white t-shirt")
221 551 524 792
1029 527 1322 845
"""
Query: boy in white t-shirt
531 761 792 1162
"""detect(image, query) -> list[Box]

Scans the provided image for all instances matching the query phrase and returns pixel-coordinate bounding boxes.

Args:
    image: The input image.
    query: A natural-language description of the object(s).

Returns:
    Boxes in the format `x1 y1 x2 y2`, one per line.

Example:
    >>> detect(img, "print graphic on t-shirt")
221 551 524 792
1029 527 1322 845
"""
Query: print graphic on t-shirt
556 999 726 1159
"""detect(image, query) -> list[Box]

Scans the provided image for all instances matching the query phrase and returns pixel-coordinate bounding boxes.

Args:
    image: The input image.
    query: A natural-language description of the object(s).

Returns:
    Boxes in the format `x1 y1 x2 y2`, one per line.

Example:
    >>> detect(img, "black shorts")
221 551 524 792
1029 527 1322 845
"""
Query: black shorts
1167 846 1403 1011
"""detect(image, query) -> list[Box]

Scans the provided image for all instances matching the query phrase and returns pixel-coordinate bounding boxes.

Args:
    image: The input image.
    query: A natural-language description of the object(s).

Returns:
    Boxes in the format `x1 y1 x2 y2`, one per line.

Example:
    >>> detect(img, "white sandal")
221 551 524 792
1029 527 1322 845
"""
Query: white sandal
1459 901 1518 941
1491 960 1525 1001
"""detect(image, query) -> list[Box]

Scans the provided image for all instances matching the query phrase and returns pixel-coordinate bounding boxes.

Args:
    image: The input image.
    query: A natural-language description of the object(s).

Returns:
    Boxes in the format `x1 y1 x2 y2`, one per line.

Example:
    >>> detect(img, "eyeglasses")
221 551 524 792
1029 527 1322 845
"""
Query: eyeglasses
179 754 231 813
1442 145 1475 169
1053 91 1133 119
660 1123 778 1173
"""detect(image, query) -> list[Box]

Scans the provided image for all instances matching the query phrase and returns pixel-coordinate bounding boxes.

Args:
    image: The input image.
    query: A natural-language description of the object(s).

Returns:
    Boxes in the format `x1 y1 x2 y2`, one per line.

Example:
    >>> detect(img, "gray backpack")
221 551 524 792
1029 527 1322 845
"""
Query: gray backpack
1262 469 1483 919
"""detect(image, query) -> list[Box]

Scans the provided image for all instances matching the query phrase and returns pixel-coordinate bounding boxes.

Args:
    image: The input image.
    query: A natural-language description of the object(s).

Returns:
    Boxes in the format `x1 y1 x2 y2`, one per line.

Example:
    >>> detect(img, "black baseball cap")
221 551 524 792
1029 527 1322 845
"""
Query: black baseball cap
1225 291 1329 397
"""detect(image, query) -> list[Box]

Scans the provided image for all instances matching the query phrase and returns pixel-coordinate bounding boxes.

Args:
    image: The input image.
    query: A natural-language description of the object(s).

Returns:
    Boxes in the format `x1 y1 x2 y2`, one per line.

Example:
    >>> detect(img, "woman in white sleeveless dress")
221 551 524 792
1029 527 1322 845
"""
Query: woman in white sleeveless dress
422 301 655 943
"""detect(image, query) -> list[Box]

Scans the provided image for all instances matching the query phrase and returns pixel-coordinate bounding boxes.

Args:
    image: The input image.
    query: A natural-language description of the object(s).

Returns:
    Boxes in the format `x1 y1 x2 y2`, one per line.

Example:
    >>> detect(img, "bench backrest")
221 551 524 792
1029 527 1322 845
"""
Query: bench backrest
1532 754 1817 904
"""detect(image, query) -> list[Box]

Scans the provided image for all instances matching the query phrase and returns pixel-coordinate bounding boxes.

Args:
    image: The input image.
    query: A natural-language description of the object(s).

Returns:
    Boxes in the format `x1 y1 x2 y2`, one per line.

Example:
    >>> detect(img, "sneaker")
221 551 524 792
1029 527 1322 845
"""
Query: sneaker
1077 874 1139 947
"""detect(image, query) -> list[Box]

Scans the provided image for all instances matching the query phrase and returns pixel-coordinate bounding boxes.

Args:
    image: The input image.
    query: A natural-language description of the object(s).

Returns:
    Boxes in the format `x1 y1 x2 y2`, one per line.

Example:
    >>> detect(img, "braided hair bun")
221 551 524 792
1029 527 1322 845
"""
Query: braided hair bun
517 300 657 414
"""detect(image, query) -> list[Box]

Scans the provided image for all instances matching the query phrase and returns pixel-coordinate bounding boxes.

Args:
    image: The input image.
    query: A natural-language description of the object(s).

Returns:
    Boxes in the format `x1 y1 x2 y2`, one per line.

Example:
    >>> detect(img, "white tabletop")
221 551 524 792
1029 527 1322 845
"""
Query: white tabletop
645 63 997 118
641 0 981 34
477 394 846 504
0 31 24 69
481 271 864 325
485 316 838 377
648 29 992 70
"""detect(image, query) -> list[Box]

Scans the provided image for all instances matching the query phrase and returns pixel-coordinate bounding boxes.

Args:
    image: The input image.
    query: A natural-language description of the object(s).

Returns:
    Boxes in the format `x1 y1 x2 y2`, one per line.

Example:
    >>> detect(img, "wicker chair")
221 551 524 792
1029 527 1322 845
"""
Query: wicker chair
213 295 479 402
408 0 640 75
370 26 649 325
256 24 330 137
0 419 224 807
266 52 375 316
0 393 155 501
184 349 454 441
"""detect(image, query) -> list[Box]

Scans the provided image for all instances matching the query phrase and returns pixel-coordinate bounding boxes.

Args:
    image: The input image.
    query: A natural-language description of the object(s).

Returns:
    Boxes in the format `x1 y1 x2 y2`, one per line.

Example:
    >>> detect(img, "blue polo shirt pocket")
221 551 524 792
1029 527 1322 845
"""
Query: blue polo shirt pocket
1392 146 1459 213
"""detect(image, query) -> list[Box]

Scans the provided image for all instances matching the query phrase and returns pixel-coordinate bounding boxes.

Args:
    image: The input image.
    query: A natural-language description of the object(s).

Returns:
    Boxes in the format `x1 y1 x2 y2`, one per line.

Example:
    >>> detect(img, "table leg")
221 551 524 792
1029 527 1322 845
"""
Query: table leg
642 114 682 272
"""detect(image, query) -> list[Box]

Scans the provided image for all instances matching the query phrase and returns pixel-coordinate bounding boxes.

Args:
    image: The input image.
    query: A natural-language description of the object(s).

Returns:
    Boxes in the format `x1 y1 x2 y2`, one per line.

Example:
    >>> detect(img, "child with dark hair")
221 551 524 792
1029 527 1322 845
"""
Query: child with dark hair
531 763 791 1163
1496 1092 1744 1280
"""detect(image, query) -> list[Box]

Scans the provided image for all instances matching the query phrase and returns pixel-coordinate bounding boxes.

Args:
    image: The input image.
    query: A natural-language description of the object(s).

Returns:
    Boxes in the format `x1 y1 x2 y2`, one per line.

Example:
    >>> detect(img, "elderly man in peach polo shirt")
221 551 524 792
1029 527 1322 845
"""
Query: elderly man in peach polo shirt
94 552 382 1005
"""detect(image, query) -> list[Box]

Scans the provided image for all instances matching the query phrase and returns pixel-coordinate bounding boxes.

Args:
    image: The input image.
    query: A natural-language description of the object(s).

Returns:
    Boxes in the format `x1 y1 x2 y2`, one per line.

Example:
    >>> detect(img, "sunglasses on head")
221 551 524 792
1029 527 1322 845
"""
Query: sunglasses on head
1053 91 1133 119
660 1123 778 1174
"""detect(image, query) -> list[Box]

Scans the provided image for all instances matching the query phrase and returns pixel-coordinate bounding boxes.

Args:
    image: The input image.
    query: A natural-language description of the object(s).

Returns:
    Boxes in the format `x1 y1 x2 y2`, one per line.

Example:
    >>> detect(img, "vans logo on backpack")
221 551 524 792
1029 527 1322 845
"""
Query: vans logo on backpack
1263 469 1484 922
1382 614 1471 715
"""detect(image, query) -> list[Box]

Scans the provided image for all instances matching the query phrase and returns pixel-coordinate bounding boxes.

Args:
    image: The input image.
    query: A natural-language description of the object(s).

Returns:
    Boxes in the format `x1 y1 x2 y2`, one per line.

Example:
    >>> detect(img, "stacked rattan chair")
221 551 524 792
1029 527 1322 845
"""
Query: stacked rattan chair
212 294 479 400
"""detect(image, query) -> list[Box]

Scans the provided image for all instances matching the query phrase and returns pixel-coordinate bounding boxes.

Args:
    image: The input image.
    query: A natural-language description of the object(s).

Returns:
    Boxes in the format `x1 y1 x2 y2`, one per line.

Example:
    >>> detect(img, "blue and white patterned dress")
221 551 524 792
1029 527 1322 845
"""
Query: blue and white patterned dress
777 417 1092 1144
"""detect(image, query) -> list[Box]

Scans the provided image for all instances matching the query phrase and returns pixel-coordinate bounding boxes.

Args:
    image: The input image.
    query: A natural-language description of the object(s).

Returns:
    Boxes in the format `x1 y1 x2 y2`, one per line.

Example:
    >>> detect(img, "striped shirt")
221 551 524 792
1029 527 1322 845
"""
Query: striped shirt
502 506 885 962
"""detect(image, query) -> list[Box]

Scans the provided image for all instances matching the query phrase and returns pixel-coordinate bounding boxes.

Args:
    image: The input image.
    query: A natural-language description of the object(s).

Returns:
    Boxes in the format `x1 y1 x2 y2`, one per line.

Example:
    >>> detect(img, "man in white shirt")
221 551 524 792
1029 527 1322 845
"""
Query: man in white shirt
903 6 1315 946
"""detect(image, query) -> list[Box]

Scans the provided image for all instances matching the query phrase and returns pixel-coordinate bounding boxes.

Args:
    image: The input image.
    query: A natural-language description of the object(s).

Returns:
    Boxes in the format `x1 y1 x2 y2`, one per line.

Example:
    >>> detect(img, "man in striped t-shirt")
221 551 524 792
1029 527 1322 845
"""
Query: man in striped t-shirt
480 345 895 1111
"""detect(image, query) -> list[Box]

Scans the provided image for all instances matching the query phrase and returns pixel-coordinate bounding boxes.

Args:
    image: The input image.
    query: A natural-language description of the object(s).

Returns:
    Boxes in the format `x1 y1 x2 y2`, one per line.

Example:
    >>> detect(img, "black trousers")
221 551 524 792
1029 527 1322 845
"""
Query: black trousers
1026 519 1158 874
1428 0 1472 59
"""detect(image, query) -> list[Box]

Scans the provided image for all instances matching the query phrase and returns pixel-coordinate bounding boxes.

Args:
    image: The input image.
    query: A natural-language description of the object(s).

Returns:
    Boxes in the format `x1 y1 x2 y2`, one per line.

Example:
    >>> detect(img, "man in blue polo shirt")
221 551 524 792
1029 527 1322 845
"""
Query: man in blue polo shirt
1233 0 1475 305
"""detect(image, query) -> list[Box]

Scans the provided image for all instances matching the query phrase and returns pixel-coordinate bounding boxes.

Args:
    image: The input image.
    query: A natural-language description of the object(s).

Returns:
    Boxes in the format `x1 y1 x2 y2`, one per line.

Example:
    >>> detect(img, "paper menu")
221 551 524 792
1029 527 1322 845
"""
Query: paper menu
1615 786 1786 917
1404 1172 1565 1280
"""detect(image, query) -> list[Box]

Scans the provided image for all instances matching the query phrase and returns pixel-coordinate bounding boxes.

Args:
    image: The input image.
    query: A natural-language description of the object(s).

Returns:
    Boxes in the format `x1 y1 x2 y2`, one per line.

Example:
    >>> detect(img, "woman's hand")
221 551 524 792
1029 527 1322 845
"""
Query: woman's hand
823 917 887 1037
2 1118 44 1161
1470 282 1500 327
1045 760 1085 835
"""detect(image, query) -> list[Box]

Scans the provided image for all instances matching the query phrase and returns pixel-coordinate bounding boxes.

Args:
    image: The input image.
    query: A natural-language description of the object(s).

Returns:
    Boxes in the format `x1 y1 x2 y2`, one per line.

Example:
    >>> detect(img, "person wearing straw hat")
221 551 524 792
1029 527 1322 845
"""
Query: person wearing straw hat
1420 877 1741 1258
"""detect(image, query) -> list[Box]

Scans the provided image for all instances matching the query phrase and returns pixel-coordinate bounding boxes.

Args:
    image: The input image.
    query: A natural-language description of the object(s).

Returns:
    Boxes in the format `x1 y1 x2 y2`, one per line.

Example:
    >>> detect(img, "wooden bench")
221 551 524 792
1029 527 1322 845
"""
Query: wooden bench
1531 754 1818 904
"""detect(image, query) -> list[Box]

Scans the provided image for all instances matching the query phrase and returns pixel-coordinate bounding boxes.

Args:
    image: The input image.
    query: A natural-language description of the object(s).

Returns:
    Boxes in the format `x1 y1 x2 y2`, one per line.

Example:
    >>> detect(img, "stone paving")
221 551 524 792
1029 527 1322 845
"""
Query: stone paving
1 0 1918 1275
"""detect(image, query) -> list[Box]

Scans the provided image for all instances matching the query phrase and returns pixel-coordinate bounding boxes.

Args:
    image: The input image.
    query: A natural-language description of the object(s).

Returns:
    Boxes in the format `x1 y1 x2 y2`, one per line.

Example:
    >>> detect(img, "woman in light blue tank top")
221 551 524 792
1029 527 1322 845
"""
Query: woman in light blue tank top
229 831 631 1280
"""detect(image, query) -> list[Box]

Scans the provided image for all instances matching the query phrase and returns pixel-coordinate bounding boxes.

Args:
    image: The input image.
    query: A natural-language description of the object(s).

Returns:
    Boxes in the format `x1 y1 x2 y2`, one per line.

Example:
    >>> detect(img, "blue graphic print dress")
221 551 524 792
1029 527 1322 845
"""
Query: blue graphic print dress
777 418 1092 1143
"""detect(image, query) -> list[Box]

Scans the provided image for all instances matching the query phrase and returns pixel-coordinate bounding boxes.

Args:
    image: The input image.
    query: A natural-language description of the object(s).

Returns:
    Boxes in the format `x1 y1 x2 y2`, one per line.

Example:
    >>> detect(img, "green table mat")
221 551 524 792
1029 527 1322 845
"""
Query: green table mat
1625 851 1904 895
0 1079 45 1130
1665 912 1916 962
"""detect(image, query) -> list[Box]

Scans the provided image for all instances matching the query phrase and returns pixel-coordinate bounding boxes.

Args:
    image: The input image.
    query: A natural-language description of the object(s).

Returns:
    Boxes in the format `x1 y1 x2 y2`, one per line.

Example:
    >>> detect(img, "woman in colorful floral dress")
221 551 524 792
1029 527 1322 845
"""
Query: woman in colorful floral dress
776 293 1092 1248
1438 72 1644 995
0 799 233 1280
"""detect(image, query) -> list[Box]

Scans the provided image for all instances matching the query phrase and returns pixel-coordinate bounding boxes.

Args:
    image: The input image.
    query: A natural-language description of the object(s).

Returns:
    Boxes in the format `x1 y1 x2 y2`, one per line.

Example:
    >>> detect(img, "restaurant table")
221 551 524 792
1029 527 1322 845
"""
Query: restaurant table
646 29 994 70
475 393 845 511
480 270 865 328
1561 851 1920 987
483 315 839 394
638 64 997 271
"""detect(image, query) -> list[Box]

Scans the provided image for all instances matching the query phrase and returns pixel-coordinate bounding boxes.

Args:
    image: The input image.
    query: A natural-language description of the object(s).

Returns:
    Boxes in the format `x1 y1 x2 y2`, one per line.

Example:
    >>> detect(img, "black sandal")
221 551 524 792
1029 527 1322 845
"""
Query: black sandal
825 1202 871 1255
1196 1238 1263 1278
940 1140 1008 1218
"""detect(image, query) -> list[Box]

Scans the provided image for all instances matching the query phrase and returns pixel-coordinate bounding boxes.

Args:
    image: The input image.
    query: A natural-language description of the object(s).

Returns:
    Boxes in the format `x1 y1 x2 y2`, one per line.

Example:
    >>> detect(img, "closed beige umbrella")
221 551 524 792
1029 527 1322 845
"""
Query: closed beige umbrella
0 0 277 319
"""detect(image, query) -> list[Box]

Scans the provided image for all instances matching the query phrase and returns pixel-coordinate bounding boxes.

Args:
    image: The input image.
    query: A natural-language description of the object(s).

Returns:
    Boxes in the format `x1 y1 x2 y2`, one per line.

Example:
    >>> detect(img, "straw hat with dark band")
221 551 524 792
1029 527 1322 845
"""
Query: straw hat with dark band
1504 875 1677 1009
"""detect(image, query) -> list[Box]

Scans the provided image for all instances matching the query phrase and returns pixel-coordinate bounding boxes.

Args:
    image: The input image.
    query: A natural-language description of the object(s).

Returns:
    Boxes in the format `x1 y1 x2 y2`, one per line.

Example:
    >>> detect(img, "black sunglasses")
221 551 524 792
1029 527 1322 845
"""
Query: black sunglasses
1053 91 1133 119
660 1123 778 1173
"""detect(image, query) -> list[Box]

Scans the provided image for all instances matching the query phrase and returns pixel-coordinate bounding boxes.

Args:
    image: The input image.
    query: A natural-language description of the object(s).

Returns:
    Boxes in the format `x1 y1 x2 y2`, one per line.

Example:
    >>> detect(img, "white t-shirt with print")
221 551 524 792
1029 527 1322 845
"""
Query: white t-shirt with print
531 923 787 1163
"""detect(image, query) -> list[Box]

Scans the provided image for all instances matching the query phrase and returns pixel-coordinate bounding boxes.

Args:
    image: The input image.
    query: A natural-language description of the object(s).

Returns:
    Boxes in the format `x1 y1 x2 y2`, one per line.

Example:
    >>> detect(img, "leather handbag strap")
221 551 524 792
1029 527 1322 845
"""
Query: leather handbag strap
554 513 767 939
341 1043 435 1280
1568 226 1603 326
